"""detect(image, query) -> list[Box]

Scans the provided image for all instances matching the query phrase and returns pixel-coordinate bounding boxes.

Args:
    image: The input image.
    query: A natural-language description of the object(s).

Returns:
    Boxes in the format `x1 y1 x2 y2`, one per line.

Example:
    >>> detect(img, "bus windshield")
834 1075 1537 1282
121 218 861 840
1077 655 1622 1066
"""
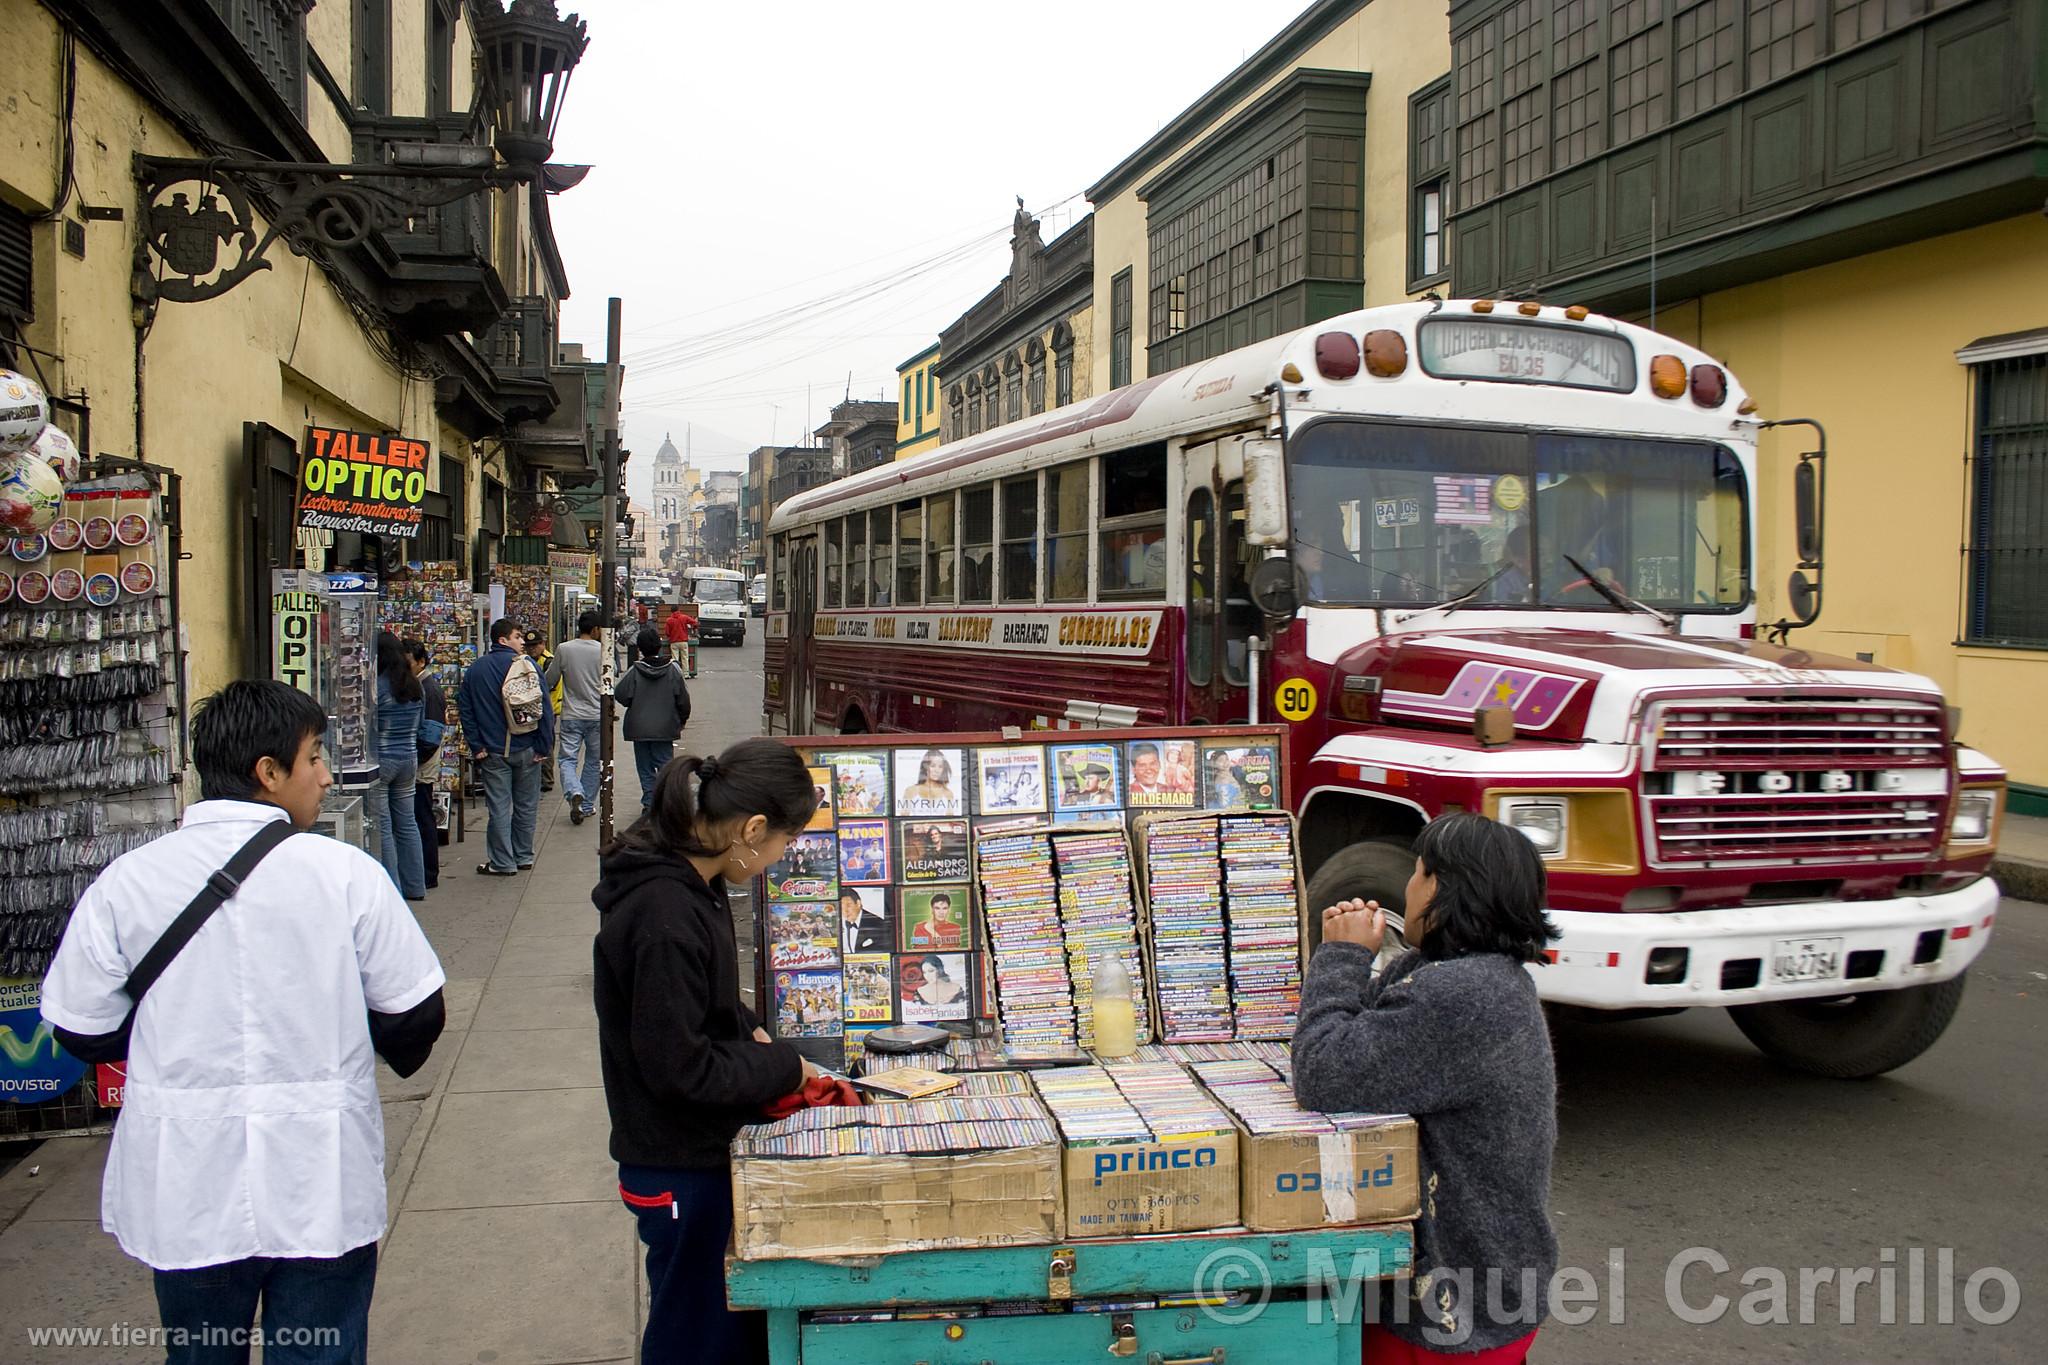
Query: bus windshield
692 578 743 603
1287 419 1747 611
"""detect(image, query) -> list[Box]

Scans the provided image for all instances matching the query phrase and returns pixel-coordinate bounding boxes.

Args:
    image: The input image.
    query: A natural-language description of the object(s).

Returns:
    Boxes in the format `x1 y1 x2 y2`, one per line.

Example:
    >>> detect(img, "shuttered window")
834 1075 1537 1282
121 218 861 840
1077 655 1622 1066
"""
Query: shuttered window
0 199 32 323
1966 352 2048 647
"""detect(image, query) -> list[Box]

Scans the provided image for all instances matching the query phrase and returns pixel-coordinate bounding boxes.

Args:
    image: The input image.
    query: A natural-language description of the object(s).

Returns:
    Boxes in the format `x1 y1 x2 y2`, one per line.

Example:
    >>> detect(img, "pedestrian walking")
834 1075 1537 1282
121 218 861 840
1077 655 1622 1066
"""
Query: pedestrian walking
1291 814 1560 1363
545 609 606 825
592 738 820 1365
405 639 447 889
39 680 446 1364
368 630 427 900
614 625 692 811
525 633 558 793
662 604 697 677
458 618 555 876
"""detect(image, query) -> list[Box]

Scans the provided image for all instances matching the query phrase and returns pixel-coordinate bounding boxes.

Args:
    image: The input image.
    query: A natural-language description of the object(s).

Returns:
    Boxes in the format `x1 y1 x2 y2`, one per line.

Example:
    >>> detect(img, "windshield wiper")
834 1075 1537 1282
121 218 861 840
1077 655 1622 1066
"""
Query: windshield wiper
1562 554 1676 630
1401 562 1516 621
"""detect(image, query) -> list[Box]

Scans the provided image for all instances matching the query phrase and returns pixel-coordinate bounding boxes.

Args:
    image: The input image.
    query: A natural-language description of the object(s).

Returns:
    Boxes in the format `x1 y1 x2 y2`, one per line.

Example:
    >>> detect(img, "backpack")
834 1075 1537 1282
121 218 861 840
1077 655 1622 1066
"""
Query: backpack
499 654 546 754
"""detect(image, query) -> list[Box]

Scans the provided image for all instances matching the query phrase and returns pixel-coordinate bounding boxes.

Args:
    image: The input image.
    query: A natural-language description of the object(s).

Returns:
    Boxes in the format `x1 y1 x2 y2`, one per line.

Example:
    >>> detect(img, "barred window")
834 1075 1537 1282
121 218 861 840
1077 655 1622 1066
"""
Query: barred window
1458 113 1501 206
1500 0 1545 98
1553 0 1602 68
1832 0 1920 49
1676 0 1742 118
1110 270 1133 388
1965 352 2048 646
1409 79 1453 285
1501 88 1547 192
1747 0 1822 87
1551 57 1605 171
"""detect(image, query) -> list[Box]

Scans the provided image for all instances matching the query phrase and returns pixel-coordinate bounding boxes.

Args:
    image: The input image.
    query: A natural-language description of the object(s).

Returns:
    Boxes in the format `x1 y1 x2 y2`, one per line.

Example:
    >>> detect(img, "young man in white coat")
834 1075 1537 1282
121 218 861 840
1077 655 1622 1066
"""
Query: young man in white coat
41 680 447 1363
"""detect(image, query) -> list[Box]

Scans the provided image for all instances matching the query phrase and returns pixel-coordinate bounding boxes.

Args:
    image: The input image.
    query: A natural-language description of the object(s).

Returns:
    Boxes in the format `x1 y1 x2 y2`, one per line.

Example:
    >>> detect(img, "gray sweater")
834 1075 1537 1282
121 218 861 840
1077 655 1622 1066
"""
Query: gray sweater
545 637 605 722
1293 942 1557 1353
613 657 692 742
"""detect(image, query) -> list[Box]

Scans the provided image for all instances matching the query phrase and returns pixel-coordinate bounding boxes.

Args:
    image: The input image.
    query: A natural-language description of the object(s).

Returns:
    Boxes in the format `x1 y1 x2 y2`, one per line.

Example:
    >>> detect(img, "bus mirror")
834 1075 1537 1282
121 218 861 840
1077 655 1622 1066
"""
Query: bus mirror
1794 460 1821 565
1243 439 1288 546
1786 570 1820 625
1249 555 1300 618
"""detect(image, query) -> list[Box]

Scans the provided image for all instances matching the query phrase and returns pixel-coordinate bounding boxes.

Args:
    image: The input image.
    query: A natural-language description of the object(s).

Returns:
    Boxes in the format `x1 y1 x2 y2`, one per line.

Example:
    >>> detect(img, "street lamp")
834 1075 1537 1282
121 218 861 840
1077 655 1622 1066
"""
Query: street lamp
133 0 588 304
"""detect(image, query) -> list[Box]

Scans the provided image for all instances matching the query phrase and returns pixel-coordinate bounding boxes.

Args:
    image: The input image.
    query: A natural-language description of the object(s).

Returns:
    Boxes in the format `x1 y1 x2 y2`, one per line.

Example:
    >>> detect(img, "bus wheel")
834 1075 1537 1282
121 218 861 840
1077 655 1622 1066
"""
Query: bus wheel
1303 841 1412 957
1727 975 1968 1079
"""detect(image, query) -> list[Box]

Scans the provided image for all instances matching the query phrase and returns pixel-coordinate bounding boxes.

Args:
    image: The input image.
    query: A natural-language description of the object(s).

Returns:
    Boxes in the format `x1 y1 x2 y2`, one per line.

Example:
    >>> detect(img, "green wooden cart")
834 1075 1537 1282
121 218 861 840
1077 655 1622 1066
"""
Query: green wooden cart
727 1224 1413 1364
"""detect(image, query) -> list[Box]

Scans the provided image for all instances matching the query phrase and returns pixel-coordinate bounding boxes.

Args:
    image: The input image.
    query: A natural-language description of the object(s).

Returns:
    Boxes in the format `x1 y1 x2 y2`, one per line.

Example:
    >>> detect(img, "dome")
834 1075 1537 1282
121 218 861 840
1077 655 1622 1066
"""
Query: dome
654 433 682 464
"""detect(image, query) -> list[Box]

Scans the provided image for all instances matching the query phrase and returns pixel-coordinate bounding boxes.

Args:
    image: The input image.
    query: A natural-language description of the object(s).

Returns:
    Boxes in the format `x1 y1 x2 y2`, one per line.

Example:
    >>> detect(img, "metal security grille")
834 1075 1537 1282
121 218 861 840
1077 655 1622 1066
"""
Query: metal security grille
0 198 31 321
1966 354 2048 646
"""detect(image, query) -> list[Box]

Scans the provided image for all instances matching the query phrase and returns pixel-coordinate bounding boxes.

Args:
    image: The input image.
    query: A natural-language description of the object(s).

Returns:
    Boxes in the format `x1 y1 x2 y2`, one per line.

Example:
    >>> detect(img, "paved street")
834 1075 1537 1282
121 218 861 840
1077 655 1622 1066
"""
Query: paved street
1 629 2043 1362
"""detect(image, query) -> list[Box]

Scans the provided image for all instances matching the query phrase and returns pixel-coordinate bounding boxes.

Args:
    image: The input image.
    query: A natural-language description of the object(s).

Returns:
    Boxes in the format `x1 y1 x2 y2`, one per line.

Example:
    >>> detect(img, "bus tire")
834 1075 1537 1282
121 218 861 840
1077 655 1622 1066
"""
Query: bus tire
1302 840 1412 956
1727 974 1967 1079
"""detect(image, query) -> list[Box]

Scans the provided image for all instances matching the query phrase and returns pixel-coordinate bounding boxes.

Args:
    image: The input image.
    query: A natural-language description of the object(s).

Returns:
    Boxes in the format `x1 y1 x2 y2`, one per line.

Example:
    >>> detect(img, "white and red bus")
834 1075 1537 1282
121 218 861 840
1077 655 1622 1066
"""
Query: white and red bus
764 300 2005 1077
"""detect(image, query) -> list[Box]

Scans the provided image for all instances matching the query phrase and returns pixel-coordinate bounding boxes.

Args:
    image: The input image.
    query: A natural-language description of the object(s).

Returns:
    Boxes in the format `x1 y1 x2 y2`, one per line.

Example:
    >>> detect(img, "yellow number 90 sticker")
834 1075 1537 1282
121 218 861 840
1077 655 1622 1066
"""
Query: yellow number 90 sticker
1274 677 1319 722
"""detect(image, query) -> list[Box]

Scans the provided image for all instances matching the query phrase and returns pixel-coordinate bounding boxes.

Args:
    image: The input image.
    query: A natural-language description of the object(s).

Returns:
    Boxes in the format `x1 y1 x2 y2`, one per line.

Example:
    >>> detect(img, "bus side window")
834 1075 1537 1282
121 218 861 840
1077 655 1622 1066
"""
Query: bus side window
896 500 923 606
1222 481 1258 687
824 519 843 608
771 535 787 611
869 507 893 606
1000 475 1039 603
845 514 867 607
961 485 994 604
926 491 957 604
1187 488 1215 688
1044 462 1089 604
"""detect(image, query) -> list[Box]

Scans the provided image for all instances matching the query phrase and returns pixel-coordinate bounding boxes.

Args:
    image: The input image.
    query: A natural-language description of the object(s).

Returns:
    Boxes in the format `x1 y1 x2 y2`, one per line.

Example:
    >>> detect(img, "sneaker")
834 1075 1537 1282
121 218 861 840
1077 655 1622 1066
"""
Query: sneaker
518 863 535 871
570 804 586 825
477 863 517 877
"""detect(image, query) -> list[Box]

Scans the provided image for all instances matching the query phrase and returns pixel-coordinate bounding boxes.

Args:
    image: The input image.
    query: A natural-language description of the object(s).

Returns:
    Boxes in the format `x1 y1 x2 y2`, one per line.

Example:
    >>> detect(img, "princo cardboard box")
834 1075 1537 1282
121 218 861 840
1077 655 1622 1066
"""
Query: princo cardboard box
1032 1064 1241 1238
1234 1114 1420 1232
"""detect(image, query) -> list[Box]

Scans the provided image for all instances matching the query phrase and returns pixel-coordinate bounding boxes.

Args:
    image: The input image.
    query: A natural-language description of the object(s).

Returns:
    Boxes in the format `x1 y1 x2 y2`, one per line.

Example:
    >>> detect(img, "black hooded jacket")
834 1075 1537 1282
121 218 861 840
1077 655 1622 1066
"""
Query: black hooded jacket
592 847 803 1168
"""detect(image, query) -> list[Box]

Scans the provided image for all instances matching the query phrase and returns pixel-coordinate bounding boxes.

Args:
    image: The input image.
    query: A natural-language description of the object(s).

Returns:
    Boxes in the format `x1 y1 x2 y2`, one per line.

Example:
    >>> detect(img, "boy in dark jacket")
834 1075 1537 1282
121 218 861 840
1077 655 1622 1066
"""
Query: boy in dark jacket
593 738 819 1365
614 625 692 810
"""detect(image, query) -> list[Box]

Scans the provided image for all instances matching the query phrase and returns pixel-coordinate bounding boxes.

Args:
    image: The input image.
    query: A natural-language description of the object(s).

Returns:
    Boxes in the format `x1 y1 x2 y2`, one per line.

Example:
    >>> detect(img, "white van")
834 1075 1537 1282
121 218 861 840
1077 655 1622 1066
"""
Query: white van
683 566 747 645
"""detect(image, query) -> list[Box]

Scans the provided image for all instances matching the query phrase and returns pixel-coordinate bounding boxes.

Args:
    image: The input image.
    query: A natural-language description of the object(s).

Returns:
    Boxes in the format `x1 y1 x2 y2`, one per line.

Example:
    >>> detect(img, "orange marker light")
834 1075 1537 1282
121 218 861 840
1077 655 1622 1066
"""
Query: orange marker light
1363 330 1408 378
1564 305 1589 321
1517 301 1542 316
1472 299 1495 314
1649 354 1687 399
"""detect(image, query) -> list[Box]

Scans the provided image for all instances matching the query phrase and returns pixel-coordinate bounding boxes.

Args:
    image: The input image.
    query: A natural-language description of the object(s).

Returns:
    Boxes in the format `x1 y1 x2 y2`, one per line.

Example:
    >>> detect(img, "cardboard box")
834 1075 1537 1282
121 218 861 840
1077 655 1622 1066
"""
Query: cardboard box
731 1142 1063 1261
1057 1132 1241 1238
1234 1116 1420 1232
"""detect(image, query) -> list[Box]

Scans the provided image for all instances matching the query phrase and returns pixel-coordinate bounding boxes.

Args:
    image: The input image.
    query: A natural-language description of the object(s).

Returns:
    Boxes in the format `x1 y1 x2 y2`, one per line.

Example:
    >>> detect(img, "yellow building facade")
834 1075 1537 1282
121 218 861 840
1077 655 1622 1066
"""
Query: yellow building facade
895 341 942 459
1 0 594 716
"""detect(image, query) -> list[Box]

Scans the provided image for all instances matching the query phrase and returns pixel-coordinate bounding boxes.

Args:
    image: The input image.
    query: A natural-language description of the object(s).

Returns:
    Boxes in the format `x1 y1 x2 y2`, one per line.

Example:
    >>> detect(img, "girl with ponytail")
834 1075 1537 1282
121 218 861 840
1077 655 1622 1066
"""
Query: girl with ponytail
592 738 820 1365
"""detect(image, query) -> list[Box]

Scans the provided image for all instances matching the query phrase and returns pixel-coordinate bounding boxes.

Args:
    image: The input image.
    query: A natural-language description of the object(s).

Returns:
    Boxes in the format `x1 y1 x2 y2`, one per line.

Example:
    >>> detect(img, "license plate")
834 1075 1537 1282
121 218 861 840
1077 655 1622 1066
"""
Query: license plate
1771 936 1845 982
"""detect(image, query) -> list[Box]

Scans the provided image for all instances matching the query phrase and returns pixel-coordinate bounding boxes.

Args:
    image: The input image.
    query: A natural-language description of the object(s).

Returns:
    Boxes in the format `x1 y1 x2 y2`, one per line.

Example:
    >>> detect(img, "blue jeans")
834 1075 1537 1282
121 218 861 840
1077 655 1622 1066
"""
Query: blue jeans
366 757 426 898
559 715 601 808
633 740 674 810
479 749 542 870
152 1239 376 1365
619 1165 763 1365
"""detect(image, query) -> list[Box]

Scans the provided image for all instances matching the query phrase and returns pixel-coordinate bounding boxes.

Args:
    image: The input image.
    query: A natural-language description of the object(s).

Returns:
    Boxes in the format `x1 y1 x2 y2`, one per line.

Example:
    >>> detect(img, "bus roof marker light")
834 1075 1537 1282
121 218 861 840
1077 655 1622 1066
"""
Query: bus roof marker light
1517 301 1542 316
1363 330 1408 378
1471 299 1495 314
1280 362 1304 384
1738 397 1759 416
1314 331 1361 380
1649 354 1687 399
1690 364 1727 408
1564 305 1589 321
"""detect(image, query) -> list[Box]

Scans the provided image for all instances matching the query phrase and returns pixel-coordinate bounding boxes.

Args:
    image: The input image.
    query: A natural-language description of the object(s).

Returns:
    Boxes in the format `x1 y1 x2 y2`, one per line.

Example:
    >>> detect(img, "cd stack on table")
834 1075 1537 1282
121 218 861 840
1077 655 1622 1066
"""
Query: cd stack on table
1050 828 1151 1049
976 829 1078 1048
1141 820 1234 1041
1030 1067 1151 1143
1188 1057 1395 1135
1099 1039 1293 1068
1220 815 1305 1039
1104 1062 1235 1141
732 1091 1060 1157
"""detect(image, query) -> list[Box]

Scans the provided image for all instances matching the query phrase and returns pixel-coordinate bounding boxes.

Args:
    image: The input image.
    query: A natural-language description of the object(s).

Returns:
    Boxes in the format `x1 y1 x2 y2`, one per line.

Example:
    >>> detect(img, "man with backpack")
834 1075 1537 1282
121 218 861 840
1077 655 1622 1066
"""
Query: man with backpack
458 618 556 876
39 680 446 1359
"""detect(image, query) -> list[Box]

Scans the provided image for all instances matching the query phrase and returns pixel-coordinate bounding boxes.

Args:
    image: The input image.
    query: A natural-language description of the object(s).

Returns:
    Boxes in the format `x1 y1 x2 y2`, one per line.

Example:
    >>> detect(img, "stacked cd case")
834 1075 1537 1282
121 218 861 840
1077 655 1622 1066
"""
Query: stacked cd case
1049 827 1150 1050
1137 818 1234 1042
1220 814 1305 1039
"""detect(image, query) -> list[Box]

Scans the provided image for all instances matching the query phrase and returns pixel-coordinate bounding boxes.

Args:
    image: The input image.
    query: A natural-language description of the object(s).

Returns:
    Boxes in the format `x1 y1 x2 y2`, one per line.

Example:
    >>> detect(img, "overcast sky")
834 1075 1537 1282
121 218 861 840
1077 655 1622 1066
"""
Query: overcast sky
546 0 1313 506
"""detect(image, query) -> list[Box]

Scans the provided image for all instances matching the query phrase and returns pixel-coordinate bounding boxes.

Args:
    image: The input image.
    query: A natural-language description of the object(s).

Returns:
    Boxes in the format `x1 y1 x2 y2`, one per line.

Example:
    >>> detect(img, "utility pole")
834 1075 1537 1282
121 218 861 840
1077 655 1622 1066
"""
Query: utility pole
599 296 623 845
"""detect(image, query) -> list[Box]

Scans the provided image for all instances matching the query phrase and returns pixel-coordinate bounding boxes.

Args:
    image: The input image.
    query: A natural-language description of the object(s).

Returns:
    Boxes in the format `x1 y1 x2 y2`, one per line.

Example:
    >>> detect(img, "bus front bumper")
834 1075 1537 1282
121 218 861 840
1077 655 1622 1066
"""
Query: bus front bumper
1535 877 1999 1008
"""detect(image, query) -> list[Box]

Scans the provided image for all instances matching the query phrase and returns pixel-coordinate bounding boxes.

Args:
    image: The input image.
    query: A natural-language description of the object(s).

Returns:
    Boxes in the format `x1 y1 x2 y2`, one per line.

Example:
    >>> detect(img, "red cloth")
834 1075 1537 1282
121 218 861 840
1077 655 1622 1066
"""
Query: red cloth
760 1074 861 1121
664 611 696 643
1364 1327 1537 1365
633 600 649 623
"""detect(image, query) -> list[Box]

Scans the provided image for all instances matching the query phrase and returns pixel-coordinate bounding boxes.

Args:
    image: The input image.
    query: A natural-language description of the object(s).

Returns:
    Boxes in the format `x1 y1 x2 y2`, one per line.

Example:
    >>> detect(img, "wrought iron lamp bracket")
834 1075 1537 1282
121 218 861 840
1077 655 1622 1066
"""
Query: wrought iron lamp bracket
134 154 531 304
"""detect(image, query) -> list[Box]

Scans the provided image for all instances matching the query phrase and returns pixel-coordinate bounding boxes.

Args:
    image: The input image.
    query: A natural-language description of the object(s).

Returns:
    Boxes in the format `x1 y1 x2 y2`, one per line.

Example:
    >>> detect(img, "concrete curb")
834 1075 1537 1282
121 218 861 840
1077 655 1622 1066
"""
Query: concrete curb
1991 858 2048 905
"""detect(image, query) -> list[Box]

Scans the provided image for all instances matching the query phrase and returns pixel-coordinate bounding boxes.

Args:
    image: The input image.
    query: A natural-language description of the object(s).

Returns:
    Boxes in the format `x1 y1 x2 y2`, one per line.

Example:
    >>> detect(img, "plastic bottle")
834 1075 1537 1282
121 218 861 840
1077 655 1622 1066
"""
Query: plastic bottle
1090 953 1138 1058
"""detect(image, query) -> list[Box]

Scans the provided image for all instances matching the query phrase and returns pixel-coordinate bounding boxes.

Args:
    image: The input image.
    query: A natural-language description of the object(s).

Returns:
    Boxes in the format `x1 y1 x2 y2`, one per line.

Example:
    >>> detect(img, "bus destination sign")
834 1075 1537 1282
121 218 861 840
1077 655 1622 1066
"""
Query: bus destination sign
1417 318 1635 393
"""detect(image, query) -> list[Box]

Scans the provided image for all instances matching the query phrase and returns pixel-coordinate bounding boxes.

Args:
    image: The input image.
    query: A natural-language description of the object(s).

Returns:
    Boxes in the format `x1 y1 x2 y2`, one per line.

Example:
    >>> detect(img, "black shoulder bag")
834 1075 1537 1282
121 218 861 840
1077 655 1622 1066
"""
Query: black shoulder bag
109 819 296 1060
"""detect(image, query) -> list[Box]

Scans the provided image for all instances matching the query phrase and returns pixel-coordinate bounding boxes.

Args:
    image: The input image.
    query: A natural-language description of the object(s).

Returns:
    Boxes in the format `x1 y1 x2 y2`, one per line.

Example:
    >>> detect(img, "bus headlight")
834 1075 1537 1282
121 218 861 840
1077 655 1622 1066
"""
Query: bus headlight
1499 797 1568 856
1949 791 1996 843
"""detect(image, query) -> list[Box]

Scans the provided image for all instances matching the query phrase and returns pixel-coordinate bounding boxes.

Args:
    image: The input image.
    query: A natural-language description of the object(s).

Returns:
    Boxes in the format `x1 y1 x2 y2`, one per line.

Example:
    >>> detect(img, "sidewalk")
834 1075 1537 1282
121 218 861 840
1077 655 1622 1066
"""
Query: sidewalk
0 787 652 1364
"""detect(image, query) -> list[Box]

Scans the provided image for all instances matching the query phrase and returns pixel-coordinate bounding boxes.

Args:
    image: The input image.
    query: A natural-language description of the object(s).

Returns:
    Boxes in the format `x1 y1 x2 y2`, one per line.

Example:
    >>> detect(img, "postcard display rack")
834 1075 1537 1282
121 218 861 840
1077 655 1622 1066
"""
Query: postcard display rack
758 728 1298 1072
0 474 182 1134
379 563 482 832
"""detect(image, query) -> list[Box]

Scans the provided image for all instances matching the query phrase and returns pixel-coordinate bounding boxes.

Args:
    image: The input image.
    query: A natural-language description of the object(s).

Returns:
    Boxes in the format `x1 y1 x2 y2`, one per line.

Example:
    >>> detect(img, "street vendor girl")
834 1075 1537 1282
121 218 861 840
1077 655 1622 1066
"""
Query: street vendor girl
1292 813 1559 1364
593 738 822 1365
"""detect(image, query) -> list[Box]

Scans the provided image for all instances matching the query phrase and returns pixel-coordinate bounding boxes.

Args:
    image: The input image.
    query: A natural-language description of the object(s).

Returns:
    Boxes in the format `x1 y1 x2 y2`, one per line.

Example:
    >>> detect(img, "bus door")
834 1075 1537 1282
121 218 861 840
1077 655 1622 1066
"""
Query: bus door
787 536 817 733
1182 443 1257 725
